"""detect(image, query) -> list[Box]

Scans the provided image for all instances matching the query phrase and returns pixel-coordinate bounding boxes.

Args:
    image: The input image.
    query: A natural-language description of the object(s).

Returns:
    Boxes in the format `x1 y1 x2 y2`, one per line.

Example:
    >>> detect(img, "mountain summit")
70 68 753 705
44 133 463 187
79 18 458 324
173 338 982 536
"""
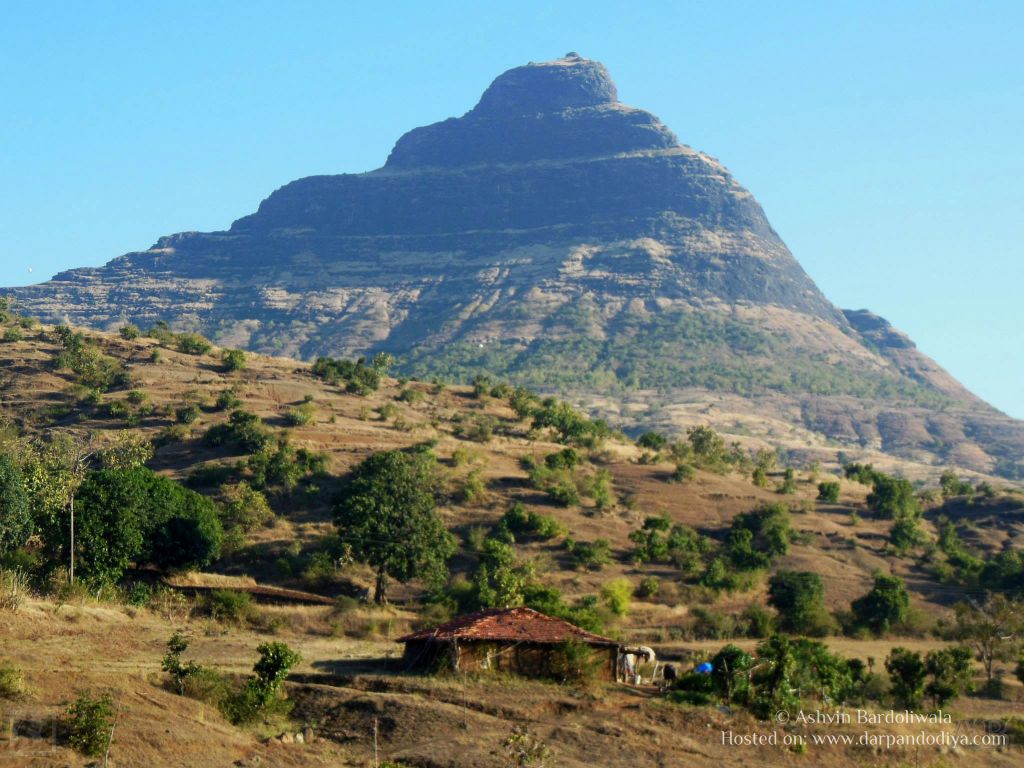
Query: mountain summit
6 55 1022 478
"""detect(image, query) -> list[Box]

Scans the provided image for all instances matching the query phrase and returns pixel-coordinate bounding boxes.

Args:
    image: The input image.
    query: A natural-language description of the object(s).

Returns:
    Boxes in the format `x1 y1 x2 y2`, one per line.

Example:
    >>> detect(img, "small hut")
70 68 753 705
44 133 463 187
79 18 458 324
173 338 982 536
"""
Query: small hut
398 607 621 680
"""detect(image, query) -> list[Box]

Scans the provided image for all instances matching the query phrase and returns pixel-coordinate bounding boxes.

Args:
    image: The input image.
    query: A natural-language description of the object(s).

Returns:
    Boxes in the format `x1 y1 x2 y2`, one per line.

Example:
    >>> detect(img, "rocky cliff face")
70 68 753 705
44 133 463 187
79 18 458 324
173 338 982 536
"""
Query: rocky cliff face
6 54 1022 479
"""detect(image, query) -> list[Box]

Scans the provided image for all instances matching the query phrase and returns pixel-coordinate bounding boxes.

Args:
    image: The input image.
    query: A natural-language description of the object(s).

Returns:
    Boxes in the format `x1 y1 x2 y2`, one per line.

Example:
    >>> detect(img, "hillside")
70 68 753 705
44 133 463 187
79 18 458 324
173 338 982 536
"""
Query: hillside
1 317 1023 765
4 54 1021 480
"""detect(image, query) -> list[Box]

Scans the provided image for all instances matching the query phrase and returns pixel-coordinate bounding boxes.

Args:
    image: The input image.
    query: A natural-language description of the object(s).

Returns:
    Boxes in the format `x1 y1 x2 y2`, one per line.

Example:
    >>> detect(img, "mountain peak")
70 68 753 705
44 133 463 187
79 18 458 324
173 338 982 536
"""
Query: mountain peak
470 54 618 117
384 54 675 169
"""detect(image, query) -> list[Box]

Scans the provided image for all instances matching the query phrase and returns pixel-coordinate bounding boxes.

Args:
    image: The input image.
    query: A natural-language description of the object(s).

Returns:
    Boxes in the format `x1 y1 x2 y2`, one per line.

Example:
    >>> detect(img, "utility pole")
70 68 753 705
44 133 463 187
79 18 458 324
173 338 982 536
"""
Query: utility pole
63 431 96 585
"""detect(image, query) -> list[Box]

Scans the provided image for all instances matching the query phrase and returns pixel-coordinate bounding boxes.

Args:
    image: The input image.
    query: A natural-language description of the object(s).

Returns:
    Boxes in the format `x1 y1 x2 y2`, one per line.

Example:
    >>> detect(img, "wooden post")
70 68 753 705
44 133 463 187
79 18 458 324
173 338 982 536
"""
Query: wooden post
372 716 379 768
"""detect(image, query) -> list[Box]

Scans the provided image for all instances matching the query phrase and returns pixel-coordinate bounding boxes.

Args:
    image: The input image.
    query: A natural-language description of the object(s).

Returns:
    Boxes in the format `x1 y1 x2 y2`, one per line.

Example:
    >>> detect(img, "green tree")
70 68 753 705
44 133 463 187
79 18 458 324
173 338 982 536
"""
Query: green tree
924 646 972 707
53 467 222 584
868 474 920 519
851 573 910 635
768 570 831 636
0 454 32 557
332 449 456 603
886 647 927 709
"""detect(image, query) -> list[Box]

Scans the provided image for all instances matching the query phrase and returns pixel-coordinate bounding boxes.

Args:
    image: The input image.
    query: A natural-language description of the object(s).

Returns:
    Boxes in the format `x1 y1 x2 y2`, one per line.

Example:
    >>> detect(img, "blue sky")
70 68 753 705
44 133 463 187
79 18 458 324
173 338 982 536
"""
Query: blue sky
1 1 1021 417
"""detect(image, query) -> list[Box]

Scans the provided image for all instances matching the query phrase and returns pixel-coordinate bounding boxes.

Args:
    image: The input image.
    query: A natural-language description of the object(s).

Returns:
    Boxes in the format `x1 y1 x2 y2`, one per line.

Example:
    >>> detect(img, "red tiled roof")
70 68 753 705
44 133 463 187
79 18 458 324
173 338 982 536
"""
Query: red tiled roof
398 607 619 646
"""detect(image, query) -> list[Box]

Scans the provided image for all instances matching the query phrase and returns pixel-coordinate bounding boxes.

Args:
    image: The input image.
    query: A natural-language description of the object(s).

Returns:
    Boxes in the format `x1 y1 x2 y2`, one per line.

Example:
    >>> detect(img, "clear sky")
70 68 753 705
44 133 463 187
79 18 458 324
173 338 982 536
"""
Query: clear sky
1 1 1021 417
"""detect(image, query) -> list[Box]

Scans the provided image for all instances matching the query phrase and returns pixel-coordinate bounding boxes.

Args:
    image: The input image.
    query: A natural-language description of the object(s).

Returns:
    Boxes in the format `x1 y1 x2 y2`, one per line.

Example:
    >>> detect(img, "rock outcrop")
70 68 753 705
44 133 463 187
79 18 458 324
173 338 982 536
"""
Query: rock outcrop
5 54 1021 478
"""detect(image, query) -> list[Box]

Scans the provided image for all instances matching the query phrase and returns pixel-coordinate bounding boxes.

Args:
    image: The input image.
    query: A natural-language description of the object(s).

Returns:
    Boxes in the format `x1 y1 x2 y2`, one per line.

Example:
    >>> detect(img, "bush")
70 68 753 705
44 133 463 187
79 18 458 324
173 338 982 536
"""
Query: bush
175 333 212 355
203 410 269 454
817 481 841 502
118 324 140 340
600 578 634 617
637 431 667 451
175 403 201 424
221 642 301 725
549 640 602 686
311 356 382 394
215 389 242 410
220 481 273 533
285 401 316 426
777 467 797 495
206 589 255 624
221 348 246 372
637 576 660 598
868 473 920 519
768 570 832 636
499 503 565 541
671 462 696 483
2 327 23 343
0 661 25 698
671 671 716 705
851 573 910 635
65 690 115 757
567 539 612 571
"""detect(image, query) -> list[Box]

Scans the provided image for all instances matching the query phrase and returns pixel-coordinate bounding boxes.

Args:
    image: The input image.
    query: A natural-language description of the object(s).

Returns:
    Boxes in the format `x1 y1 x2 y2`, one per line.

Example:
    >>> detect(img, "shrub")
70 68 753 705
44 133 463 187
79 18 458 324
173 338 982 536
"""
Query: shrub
162 632 202 695
567 539 612 571
600 578 634 617
586 469 616 510
65 690 115 757
549 640 601 686
221 348 246 372
777 467 797 494
499 503 565 540
545 448 581 470
741 604 775 638
220 481 273 533
637 431 667 451
285 401 316 426
768 570 832 636
817 481 841 502
221 642 301 725
637 576 660 598
311 356 382 394
215 389 242 410
711 644 754 704
398 387 424 405
175 403 201 424
868 473 920 519
671 462 696 483
206 589 255 624
203 410 269 454
2 327 23 343
118 324 140 340
175 332 212 355
671 671 716 705
0 661 25 699
726 503 792 570
851 573 910 635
